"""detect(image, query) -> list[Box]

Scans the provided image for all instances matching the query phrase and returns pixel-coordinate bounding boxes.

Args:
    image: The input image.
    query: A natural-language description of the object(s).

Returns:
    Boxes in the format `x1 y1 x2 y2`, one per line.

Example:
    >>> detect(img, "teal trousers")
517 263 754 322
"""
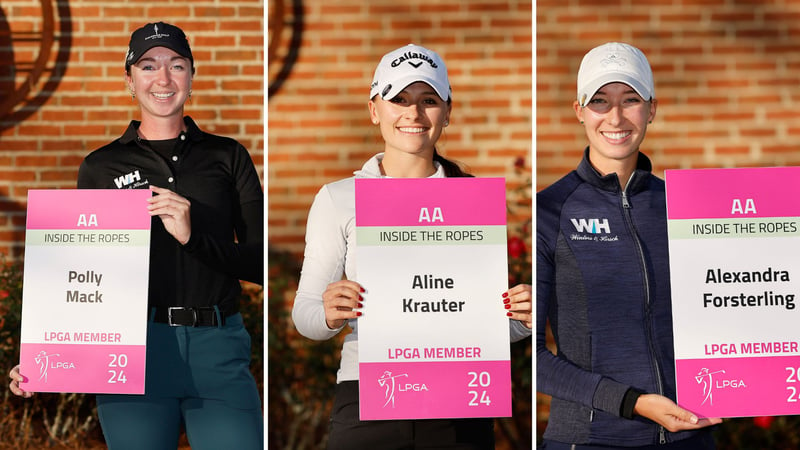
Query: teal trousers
96 312 263 450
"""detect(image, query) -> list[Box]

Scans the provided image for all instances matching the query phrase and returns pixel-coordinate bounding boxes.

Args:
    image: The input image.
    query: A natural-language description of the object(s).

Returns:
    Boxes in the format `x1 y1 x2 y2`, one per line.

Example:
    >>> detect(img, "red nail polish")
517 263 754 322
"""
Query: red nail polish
358 302 363 308
504 304 511 309
359 295 364 301
506 312 513 317
503 298 510 304
356 312 362 317
360 286 365 293
502 292 509 298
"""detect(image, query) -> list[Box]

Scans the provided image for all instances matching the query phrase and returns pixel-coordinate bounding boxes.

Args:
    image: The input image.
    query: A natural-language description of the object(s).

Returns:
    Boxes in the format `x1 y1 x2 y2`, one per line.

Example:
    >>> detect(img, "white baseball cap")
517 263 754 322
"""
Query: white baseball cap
577 42 654 107
369 44 451 101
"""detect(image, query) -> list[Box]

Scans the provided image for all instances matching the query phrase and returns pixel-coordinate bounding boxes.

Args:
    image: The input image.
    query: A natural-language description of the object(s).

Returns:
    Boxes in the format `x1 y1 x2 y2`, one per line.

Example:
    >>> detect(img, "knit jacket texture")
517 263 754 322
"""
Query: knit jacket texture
536 148 708 447
77 117 264 313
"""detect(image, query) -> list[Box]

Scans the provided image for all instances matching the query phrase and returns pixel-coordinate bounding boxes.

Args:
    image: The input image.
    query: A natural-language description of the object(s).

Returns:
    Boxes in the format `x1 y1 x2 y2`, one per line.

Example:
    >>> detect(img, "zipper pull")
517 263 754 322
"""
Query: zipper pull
622 190 631 209
659 426 666 444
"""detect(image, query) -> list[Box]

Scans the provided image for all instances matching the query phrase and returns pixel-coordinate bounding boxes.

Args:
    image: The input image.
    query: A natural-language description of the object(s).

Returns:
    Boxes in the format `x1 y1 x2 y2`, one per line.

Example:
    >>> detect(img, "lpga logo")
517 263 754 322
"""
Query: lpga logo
378 371 408 408
33 350 76 383
695 367 747 405
35 350 59 383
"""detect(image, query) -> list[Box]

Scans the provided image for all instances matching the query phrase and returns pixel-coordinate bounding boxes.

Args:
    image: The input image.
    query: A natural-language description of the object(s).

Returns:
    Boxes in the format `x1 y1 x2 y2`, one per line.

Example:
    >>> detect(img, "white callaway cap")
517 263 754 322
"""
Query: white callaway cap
577 42 654 107
369 44 450 101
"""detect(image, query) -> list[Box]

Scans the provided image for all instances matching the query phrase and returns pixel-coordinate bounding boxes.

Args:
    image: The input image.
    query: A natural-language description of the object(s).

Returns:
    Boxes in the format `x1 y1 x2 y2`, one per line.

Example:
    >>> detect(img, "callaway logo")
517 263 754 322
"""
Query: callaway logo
570 218 611 234
391 51 438 69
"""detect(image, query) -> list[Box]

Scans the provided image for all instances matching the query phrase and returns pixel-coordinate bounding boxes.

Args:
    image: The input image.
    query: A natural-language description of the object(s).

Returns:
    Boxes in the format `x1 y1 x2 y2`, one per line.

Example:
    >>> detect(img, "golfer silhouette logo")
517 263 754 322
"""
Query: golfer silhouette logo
695 367 725 406
35 350 59 383
377 370 408 408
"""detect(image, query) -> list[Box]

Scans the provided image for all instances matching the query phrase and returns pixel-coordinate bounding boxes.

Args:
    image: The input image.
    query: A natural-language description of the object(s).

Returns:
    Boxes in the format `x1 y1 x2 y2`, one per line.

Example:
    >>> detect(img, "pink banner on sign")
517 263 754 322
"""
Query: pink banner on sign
354 178 506 226
665 167 800 220
675 355 800 418
26 189 152 230
359 360 511 420
19 343 145 394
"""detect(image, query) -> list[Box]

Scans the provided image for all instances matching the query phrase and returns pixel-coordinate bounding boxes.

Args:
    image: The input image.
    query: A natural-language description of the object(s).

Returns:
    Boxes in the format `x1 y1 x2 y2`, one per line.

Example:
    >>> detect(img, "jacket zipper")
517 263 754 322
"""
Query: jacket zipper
621 186 667 445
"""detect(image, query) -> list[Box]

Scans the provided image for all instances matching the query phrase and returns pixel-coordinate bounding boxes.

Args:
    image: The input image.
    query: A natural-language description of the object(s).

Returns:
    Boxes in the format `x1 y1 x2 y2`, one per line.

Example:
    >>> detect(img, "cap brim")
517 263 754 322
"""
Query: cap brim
375 74 450 102
127 42 193 68
579 73 652 106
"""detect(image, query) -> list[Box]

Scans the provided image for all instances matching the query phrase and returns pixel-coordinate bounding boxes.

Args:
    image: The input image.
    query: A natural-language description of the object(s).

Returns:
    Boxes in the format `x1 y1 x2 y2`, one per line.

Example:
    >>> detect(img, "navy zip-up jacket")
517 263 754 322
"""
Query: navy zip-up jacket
537 148 707 447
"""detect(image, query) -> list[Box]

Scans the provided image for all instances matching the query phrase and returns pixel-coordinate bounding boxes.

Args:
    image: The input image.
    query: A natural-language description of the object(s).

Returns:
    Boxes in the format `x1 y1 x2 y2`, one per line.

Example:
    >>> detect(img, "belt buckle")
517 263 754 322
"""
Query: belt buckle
168 307 197 327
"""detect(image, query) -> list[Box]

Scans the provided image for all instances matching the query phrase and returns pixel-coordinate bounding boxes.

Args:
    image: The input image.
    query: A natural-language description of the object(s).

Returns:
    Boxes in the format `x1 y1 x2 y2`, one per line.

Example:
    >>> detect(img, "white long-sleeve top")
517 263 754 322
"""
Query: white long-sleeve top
292 153 532 383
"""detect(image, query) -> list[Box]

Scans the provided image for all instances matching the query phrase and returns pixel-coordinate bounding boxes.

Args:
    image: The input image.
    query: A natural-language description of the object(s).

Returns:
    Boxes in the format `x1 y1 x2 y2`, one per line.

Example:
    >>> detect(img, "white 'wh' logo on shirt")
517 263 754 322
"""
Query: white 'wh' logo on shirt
114 170 141 188
570 218 611 234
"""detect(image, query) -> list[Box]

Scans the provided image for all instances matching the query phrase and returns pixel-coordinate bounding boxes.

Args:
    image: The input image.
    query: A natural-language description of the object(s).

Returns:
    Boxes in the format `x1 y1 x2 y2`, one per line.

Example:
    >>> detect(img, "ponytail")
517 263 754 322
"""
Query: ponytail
433 149 472 178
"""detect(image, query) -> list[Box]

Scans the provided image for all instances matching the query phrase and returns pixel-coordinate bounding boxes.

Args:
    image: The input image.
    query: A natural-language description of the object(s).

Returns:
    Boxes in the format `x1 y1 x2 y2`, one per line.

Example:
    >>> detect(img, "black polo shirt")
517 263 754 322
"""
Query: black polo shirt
77 116 263 312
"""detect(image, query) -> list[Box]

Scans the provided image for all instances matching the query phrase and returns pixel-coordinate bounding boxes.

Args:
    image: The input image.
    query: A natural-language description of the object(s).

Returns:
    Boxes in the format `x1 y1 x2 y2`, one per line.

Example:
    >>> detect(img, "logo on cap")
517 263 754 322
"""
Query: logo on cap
390 51 438 69
145 24 170 41
601 53 628 68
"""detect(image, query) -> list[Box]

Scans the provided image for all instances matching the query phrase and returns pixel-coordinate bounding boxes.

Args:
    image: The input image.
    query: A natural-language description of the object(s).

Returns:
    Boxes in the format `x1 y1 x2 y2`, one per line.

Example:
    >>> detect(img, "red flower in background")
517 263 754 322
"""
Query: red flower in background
507 236 526 259
752 415 775 429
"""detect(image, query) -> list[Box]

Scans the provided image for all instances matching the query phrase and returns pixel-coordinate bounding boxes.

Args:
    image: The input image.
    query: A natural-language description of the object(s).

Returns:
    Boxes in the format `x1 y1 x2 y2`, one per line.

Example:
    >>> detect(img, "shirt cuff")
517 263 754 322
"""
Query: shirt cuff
620 387 645 419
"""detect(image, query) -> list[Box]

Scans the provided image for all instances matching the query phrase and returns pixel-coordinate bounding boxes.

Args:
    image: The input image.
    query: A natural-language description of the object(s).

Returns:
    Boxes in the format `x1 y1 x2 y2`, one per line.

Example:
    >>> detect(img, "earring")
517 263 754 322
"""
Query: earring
579 121 584 125
188 89 193 100
444 120 449 126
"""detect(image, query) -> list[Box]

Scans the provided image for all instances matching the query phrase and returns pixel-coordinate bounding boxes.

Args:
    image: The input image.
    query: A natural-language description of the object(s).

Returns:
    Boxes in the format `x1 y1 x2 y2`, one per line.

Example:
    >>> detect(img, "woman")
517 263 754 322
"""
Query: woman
9 22 263 450
536 42 721 449
292 44 532 450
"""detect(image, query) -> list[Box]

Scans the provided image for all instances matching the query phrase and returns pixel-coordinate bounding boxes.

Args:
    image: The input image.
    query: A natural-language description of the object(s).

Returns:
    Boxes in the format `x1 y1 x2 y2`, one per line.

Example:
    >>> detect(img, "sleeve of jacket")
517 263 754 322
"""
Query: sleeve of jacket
292 184 349 341
509 317 532 342
181 143 264 285
536 188 632 417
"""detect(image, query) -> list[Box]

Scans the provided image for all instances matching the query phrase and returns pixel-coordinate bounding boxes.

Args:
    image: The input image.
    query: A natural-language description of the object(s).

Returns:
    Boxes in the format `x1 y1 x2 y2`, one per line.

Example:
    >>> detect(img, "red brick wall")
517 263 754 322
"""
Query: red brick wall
268 0 533 255
537 0 800 190
0 1 264 258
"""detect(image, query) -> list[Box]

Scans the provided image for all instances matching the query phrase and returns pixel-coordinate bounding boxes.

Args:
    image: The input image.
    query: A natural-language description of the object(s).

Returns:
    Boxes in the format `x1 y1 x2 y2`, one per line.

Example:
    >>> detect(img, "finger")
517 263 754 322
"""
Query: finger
697 417 723 427
325 283 364 303
9 380 32 398
507 290 532 305
506 311 532 327
328 294 364 312
149 185 168 195
332 280 364 294
504 283 531 297
675 406 699 425
506 300 531 312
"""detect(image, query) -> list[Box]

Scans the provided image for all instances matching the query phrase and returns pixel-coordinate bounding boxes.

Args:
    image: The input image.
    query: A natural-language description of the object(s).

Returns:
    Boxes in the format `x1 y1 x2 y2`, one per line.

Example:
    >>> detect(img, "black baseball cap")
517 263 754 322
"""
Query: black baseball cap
125 22 193 71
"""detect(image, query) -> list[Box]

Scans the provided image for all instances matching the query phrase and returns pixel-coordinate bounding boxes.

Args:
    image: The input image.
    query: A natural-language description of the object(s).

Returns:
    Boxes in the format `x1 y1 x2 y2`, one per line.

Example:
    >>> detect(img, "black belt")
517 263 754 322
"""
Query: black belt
153 306 228 327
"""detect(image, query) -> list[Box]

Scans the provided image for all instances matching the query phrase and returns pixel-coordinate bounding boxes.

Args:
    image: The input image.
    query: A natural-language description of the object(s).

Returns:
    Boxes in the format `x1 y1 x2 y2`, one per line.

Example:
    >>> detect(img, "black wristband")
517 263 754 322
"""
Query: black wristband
620 387 645 419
